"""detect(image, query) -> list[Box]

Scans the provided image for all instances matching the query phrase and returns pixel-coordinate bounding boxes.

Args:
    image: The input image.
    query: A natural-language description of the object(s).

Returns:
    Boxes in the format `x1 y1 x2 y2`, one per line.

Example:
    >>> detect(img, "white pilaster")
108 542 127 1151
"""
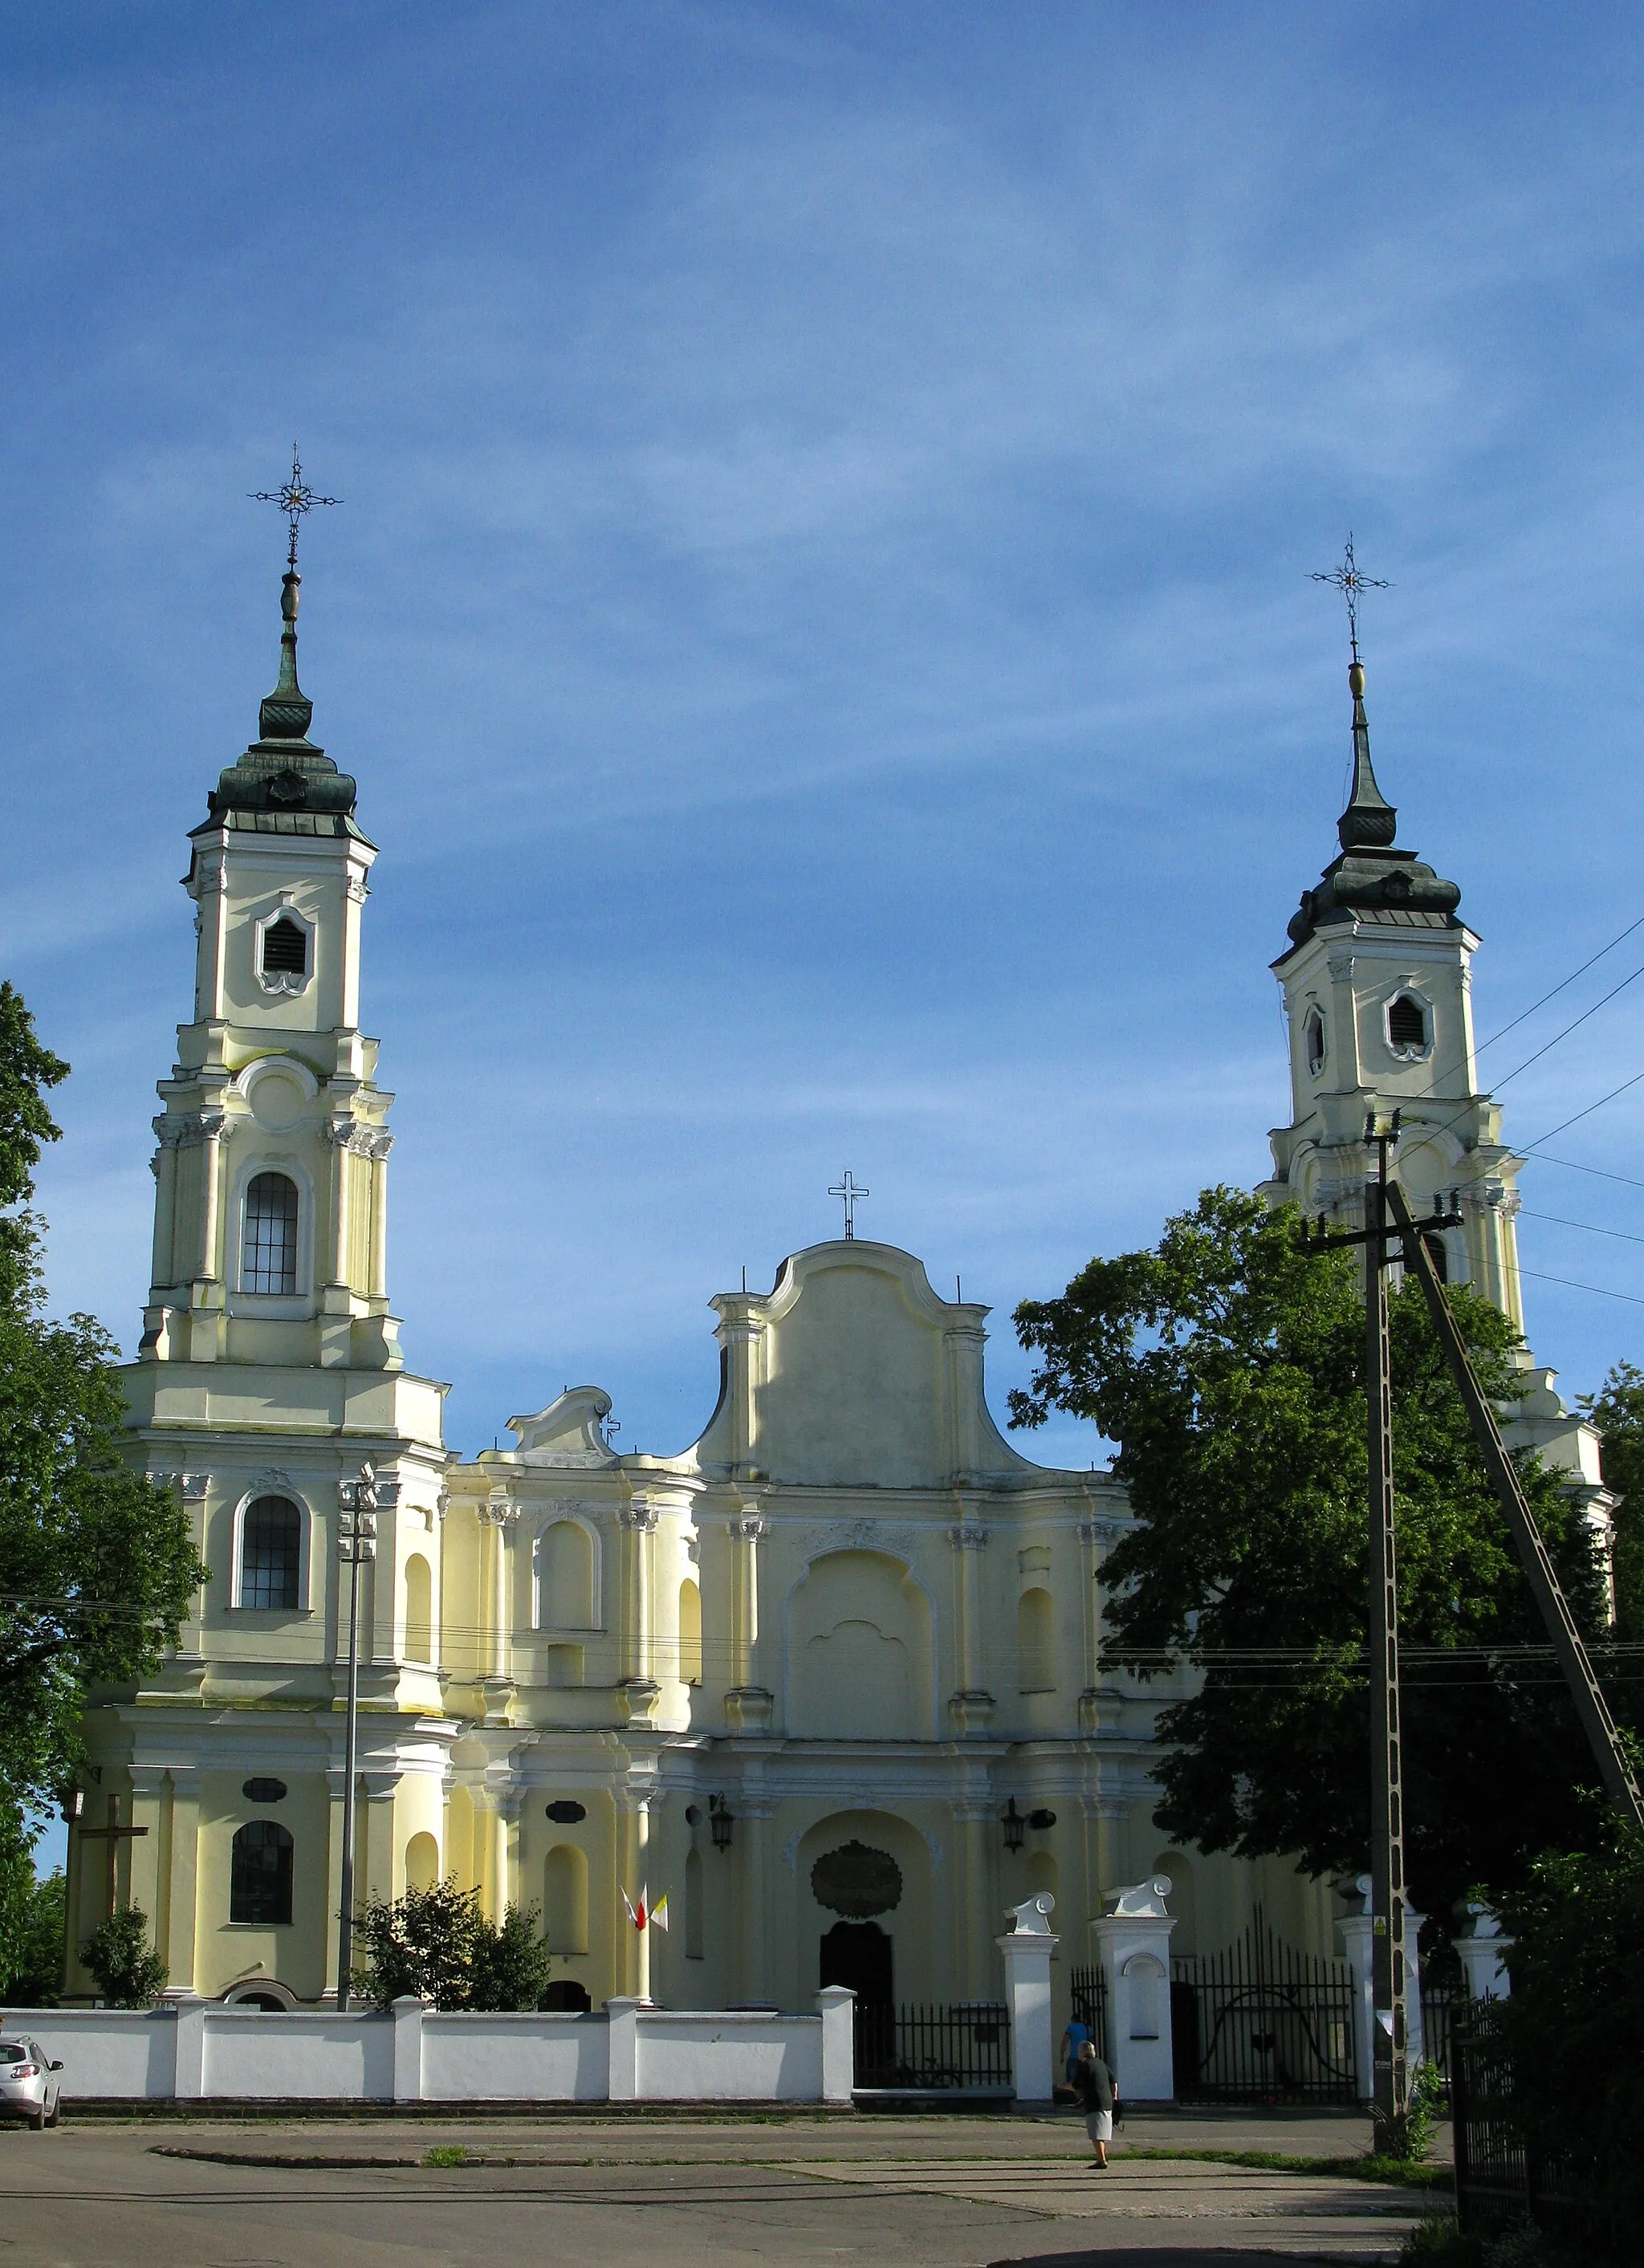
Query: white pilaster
1092 1875 1177 2102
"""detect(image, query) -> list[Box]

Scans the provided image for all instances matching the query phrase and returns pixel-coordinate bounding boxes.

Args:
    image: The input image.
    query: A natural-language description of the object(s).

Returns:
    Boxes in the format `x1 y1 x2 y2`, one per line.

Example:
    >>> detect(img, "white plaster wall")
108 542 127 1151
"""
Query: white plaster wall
421 2012 608 2100
202 2010 395 2099
635 2013 822 2100
0 2007 177 2099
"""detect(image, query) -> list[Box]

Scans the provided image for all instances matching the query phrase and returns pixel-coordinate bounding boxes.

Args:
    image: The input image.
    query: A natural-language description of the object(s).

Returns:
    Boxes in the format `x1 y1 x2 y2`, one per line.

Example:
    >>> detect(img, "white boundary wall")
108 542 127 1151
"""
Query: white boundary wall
0 1988 855 2107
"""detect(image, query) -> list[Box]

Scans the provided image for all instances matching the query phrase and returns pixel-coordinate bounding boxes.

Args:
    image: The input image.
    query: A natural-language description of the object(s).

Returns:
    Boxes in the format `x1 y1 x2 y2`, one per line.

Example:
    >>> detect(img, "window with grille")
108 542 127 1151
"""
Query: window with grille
1387 994 1427 1049
240 1495 301 1610
230 1819 295 1925
261 916 308 976
242 1172 299 1293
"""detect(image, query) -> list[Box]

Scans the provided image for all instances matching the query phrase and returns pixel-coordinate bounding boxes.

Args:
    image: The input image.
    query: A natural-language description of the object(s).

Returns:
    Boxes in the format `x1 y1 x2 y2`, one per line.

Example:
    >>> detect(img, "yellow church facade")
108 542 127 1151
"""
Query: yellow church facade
67 566 1603 2032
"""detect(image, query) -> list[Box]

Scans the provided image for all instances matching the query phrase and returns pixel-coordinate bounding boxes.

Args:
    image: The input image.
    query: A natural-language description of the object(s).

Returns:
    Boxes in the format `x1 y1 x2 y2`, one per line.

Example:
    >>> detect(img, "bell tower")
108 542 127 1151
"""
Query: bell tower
139 544 401 1372
1261 623 1526 1321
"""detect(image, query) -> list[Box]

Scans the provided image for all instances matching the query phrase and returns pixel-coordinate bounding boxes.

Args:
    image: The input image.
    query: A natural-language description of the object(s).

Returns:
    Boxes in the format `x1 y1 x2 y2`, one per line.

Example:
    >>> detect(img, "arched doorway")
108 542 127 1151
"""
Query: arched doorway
820 1919 893 2005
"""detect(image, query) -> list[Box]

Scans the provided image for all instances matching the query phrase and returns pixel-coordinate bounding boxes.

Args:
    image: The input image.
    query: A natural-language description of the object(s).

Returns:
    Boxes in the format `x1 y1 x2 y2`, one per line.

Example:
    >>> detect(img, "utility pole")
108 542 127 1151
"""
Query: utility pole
336 1463 377 2011
1302 1114 1460 2150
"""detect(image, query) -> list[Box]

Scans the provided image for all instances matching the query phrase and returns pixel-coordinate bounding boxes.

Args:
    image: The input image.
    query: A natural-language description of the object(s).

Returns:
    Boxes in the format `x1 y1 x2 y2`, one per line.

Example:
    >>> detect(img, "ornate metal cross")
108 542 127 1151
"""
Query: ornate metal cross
1310 532 1390 662
829 1171 869 1240
252 442 340 572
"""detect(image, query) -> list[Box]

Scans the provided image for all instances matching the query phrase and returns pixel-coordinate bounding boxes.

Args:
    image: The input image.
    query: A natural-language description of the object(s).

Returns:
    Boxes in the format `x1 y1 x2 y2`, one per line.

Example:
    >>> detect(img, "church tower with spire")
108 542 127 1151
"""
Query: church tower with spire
76 499 453 2008
1261 639 1528 1316
1261 588 1612 1541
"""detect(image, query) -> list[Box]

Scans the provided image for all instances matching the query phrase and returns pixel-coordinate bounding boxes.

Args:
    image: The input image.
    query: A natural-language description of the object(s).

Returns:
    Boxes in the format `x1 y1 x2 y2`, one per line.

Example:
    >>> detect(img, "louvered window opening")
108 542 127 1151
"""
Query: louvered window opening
262 917 307 975
243 1172 299 1294
1388 995 1427 1048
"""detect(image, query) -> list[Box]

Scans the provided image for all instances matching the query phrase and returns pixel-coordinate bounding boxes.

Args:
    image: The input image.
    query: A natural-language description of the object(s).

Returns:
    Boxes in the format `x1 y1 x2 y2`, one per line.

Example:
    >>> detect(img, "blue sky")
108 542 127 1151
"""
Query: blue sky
8 0 1644 1499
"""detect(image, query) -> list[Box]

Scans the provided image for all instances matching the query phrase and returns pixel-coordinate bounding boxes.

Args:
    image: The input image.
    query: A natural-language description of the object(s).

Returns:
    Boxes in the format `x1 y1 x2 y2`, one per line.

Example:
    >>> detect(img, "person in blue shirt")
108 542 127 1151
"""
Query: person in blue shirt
1060 2015 1092 2087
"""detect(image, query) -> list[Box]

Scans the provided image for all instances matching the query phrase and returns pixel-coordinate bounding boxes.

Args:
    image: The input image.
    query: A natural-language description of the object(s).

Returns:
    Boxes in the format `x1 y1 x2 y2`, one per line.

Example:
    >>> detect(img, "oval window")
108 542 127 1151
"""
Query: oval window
546 1799 587 1824
242 1777 288 1804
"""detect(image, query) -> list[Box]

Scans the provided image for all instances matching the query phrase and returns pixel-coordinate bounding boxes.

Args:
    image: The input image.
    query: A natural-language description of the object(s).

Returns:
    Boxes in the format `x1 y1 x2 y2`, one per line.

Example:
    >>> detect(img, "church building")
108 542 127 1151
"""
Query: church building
63 555 1607 2026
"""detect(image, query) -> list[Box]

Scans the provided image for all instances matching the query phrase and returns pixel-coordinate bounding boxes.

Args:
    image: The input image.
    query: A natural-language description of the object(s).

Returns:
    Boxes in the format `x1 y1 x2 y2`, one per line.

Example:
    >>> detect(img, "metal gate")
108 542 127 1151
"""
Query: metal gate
853 2001 1012 2095
1453 2008 1581 2243
1171 1905 1357 2103
1068 1963 1109 2062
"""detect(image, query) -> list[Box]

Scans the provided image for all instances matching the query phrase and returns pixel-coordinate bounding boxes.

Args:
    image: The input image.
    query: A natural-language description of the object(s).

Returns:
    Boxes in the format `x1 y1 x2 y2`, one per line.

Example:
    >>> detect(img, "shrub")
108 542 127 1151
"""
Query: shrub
350 1876 551 2011
80 1906 167 2006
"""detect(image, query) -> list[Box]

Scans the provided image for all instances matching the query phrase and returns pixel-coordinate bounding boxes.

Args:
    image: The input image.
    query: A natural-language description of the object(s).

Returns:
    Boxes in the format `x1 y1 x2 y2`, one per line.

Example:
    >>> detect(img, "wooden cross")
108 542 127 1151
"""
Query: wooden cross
79 1794 148 1918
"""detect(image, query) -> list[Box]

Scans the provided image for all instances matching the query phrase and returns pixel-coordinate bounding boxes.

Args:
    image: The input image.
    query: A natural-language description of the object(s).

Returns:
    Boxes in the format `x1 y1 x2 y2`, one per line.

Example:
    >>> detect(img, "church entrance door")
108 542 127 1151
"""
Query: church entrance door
820 1919 893 2005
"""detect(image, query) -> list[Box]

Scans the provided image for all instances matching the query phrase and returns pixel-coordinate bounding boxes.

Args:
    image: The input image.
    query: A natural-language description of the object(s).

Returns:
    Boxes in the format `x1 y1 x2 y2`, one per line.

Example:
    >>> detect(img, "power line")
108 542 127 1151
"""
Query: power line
1514 1266 1644 1309
1520 1208 1644 1247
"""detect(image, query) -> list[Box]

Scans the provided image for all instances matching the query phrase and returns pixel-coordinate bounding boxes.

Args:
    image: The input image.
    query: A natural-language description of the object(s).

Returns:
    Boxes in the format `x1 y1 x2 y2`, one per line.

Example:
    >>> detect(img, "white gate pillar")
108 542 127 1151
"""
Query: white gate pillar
1092 1875 1176 2101
995 1891 1058 2102
1337 1874 1376 2104
1456 1903 1512 2001
1403 1906 1427 2068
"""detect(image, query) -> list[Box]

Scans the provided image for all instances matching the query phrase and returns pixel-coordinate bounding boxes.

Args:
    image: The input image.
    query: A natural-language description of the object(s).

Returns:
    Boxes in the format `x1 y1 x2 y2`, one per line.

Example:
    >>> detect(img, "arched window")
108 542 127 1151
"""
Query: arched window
535 1520 596 1629
242 1172 299 1294
405 1830 439 1894
1387 993 1428 1053
261 916 308 978
404 1553 433 1662
1304 1005 1326 1076
1017 1587 1055 1693
543 1843 589 1955
240 1496 301 1610
230 1819 294 1925
678 1577 702 1687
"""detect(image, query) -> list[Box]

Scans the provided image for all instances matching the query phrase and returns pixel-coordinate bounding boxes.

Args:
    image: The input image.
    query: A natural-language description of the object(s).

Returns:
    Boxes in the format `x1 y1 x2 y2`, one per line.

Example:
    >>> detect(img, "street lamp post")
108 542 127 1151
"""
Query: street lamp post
336 1463 377 2012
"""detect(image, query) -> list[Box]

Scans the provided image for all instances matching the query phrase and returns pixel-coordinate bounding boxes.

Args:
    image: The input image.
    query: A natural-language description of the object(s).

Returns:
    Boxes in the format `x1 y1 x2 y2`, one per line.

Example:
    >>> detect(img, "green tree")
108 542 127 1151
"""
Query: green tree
79 1905 168 2006
0 1862 67 2005
352 1877 552 2011
1495 1823 1644 2258
1010 1187 1613 1917
1577 1362 1644 1643
0 982 208 1888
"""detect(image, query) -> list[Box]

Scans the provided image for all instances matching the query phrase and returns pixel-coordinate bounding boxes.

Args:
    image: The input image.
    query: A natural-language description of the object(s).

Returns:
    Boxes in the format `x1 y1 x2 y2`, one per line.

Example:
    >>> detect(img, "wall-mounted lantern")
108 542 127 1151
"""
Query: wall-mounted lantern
1000 1798 1027 1853
710 1793 735 1851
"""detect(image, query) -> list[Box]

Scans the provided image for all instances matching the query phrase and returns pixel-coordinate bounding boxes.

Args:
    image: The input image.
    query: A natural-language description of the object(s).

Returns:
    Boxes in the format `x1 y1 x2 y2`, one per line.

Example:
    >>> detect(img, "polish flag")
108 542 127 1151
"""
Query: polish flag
622 1887 649 1930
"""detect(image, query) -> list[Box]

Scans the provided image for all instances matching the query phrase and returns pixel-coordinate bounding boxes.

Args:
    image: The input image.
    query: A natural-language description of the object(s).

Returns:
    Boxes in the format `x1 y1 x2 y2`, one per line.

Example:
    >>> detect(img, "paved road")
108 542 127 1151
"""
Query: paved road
0 2108 1441 2267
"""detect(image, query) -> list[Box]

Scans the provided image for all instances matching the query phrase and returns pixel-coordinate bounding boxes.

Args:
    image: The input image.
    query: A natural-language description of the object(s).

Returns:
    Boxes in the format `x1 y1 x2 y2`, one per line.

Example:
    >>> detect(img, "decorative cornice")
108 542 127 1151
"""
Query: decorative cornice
479 1496 523 1527
324 1114 389 1158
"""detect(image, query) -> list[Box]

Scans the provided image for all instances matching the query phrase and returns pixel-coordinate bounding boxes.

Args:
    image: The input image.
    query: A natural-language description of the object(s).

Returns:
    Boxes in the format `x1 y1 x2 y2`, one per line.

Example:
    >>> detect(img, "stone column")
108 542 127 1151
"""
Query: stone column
739 1798 776 2005
1336 1875 1376 2103
1092 1875 1177 2102
479 1496 519 1720
368 1135 391 1301
995 1892 1059 2103
364 1770 402 1909
947 1516 989 1691
616 1497 657 1686
127 1769 167 1945
1455 1903 1512 2001
726 1511 764 1698
616 1786 654 2001
952 1799 995 1998
161 1766 201 1997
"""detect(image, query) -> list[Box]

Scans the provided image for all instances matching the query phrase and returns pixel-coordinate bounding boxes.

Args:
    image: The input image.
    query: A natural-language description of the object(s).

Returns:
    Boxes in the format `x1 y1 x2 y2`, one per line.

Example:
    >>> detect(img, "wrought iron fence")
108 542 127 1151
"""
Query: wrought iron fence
1170 1904 1357 2103
1452 2006 1584 2246
1068 1963 1109 2062
1419 1981 1457 2092
853 2001 1013 2093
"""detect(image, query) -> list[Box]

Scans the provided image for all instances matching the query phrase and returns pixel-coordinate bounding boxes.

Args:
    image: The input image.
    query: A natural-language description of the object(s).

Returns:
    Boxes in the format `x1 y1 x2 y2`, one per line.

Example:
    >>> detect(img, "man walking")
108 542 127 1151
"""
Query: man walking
1072 2039 1117 2168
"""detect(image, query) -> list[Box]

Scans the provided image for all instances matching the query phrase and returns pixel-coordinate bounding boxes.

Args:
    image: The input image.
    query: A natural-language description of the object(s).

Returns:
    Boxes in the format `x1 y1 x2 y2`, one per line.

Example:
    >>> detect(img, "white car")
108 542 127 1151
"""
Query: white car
0 2039 63 2130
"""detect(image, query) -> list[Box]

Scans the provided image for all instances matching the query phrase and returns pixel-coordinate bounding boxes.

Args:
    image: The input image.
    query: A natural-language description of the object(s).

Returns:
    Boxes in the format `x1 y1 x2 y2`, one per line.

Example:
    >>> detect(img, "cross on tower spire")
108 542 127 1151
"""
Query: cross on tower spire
252 442 340 574
1310 531 1390 666
829 1171 869 1240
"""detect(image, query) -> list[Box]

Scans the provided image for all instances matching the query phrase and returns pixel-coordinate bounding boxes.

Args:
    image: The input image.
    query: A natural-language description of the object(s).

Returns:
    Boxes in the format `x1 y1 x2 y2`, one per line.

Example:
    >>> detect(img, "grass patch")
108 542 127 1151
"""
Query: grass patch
1116 2145 1452 2189
421 2144 473 2167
